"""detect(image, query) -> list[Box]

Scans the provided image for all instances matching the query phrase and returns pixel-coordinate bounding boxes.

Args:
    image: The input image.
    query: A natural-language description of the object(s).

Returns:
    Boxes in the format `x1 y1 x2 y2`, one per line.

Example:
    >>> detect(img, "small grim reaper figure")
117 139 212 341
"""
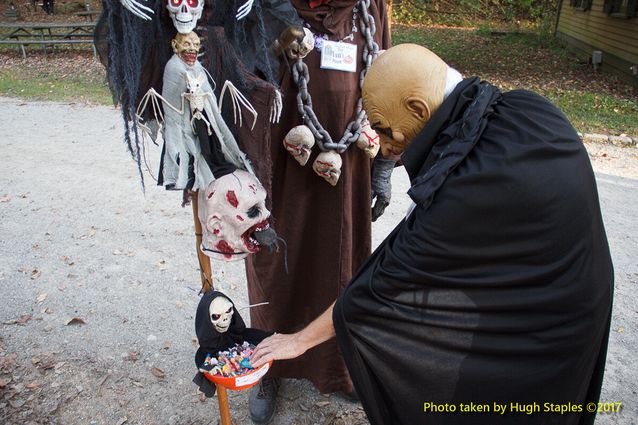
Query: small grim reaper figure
192 291 271 397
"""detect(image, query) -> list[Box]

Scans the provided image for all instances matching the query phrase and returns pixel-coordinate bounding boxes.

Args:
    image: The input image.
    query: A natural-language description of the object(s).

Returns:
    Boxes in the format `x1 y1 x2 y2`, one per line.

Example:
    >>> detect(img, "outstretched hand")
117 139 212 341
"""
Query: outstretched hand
251 333 307 368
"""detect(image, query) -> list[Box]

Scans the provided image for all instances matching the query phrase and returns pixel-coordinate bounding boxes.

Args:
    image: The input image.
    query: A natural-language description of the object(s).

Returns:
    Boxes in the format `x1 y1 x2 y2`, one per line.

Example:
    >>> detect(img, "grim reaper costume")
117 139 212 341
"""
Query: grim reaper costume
245 0 391 394
333 78 614 424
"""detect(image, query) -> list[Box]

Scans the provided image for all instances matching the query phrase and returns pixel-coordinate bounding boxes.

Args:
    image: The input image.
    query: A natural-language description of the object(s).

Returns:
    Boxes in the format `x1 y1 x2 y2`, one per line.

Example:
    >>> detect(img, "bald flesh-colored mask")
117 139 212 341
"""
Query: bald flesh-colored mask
362 44 448 157
171 32 201 66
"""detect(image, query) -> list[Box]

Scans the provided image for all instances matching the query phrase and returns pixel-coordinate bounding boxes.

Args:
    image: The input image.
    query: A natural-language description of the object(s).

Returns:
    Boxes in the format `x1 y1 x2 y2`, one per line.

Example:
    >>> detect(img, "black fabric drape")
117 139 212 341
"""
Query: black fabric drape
334 78 614 425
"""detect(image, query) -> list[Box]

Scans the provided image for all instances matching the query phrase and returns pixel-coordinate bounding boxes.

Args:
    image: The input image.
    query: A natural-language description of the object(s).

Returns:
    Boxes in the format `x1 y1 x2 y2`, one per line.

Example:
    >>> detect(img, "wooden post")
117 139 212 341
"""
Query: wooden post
216 384 232 425
191 192 213 294
191 192 232 425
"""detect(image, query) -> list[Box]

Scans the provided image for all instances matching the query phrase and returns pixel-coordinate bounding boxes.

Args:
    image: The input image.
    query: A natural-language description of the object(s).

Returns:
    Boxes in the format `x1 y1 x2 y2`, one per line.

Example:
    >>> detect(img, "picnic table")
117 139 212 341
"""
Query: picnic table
0 22 97 58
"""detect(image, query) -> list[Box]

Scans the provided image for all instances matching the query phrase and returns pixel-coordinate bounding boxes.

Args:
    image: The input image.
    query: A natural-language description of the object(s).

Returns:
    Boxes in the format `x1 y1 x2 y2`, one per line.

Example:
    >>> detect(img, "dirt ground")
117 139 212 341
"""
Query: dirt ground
0 97 636 425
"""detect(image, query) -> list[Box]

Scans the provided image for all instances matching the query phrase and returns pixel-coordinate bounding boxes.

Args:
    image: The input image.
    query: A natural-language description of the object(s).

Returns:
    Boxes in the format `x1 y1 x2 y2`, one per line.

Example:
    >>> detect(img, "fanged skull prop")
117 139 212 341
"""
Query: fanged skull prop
355 120 380 158
171 32 201 66
313 151 342 186
283 125 315 166
209 296 233 333
286 27 315 59
198 170 271 261
167 0 203 34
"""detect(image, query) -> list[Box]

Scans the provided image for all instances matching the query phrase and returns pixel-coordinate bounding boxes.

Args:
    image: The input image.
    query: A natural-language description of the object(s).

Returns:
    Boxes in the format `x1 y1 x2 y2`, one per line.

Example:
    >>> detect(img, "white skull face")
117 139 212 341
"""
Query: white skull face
209 296 233 333
312 151 342 186
283 125 315 166
198 170 271 261
355 120 380 158
167 0 203 34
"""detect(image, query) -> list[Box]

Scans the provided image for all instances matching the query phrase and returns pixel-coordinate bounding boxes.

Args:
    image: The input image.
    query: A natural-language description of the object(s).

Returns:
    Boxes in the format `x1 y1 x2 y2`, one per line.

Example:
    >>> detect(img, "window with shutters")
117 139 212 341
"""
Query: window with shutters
570 0 593 11
603 0 638 17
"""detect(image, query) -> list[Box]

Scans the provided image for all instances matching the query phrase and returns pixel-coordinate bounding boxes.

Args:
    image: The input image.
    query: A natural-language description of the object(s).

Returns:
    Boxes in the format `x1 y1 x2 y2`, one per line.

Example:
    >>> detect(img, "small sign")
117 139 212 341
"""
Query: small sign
235 362 270 387
320 41 358 73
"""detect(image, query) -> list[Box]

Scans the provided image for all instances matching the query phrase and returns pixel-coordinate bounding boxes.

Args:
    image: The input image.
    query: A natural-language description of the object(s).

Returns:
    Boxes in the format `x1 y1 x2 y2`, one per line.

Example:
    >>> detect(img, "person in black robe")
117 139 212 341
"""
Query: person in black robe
250 44 614 425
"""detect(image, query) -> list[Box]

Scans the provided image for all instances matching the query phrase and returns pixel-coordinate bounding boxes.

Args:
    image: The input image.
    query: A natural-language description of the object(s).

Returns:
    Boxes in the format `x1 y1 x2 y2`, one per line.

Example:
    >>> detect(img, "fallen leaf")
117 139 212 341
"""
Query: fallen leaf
125 352 139 362
19 193 28 198
191 336 199 346
617 327 625 333
36 293 48 303
299 402 309 412
116 416 128 425
113 250 123 255
59 256 74 266
131 380 144 388
162 341 171 350
41 307 53 314
1 353 18 369
65 317 86 326
315 401 331 408
0 194 11 202
151 367 165 379
4 314 32 325
25 381 42 389
175 301 184 309
30 270 42 280
58 283 66 291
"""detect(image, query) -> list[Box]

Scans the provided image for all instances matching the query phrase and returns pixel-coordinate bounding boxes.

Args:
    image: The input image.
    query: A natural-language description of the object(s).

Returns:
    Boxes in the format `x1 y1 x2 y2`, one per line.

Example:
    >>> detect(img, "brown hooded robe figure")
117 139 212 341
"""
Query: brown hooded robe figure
245 0 391 393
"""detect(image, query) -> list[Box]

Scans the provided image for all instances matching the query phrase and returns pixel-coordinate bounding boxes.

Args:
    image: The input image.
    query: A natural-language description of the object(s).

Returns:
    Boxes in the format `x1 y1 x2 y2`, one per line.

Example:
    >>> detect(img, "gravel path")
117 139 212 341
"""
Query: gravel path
0 98 636 425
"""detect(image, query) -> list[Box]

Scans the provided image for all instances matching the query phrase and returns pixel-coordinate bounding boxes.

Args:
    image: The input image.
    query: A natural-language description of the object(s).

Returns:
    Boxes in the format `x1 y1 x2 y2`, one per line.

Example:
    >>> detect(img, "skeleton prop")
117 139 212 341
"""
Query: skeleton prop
283 125 315 166
312 151 342 186
198 170 281 261
166 0 204 34
136 32 257 191
193 291 271 397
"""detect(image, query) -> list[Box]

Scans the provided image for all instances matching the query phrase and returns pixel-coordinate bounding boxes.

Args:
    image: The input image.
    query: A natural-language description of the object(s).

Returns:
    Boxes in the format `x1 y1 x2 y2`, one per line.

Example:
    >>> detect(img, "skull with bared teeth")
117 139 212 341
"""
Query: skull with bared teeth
198 170 273 261
209 295 233 333
166 0 203 34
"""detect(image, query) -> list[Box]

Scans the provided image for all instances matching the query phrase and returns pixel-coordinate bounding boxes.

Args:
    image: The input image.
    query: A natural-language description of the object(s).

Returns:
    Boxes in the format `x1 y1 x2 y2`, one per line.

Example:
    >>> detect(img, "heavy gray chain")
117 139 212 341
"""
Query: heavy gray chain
291 0 379 154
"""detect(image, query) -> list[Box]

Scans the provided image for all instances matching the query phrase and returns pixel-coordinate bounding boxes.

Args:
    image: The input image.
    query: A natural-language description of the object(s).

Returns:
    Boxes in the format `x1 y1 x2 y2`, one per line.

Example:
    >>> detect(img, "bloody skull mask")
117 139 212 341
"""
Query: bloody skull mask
198 170 271 261
283 125 315 166
167 0 203 34
312 151 342 186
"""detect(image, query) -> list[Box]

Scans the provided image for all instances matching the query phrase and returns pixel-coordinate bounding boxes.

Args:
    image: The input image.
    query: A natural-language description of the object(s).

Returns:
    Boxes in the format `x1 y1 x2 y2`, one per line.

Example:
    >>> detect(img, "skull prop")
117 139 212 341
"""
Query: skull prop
313 151 342 186
167 0 203 34
355 119 380 158
171 31 201 66
283 125 315 166
198 170 272 261
209 295 233 333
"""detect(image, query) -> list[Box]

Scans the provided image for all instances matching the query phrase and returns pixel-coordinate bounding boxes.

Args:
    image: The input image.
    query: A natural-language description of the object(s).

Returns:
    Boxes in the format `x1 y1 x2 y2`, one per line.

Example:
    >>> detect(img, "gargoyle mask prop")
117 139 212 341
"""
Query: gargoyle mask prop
171 31 200 66
198 170 278 261
362 44 448 156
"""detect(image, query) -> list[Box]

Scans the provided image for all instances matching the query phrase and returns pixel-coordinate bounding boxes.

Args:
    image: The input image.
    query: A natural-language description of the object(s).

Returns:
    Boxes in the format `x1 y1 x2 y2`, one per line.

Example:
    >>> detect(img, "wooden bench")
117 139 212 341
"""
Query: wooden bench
0 39 96 59
0 22 97 58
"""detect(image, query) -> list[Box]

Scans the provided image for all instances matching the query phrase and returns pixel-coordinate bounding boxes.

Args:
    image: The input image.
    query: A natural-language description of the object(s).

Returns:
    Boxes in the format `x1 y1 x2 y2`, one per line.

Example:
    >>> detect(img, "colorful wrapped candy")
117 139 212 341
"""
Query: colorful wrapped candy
202 342 256 378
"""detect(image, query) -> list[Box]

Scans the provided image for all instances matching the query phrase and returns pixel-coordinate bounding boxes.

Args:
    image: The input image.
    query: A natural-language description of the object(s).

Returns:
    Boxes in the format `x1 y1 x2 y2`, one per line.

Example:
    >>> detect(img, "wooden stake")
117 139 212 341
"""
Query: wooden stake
191 192 213 294
191 191 232 425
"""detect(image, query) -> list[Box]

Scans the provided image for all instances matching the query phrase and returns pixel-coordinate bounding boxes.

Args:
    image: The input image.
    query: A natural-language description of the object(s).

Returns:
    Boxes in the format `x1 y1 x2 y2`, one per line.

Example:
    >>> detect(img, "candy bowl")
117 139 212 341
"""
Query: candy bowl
204 360 272 391
201 342 272 391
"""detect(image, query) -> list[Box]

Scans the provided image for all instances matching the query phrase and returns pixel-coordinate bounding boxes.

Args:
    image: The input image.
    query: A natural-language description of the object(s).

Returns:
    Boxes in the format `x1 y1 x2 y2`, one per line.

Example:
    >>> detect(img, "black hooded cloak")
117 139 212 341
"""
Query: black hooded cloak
333 78 614 425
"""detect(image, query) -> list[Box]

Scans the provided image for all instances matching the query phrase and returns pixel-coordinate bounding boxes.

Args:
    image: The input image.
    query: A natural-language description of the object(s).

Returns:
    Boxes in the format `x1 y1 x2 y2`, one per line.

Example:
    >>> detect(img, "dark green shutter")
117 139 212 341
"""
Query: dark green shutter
603 0 613 13
627 0 637 17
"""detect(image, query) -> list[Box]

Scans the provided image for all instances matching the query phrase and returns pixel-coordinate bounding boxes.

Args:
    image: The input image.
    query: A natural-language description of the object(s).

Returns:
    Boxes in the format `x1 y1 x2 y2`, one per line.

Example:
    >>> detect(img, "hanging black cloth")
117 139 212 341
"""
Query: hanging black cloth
333 78 614 425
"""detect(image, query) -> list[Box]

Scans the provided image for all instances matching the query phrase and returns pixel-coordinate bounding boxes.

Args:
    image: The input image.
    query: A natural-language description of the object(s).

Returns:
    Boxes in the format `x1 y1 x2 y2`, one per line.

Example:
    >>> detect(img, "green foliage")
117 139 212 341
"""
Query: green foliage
392 26 638 136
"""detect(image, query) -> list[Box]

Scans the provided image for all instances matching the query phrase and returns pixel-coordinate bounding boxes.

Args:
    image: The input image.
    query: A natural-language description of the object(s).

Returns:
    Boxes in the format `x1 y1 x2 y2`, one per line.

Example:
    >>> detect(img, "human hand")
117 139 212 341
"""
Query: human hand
251 333 307 368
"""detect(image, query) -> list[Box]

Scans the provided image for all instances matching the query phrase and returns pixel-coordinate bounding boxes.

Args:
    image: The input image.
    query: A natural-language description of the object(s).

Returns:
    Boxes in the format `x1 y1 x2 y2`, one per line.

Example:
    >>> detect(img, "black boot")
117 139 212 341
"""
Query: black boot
249 378 280 424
